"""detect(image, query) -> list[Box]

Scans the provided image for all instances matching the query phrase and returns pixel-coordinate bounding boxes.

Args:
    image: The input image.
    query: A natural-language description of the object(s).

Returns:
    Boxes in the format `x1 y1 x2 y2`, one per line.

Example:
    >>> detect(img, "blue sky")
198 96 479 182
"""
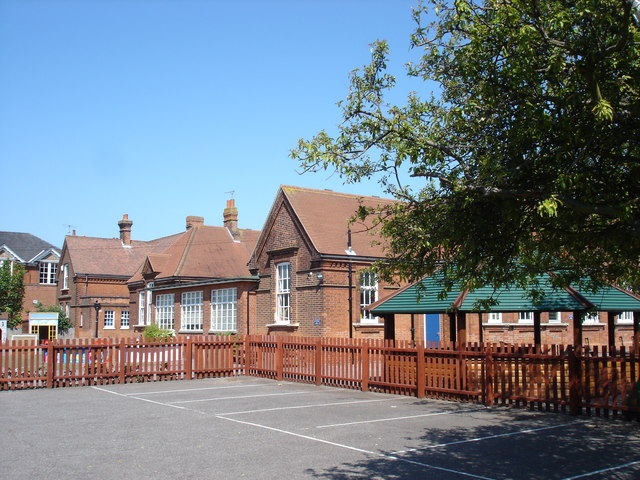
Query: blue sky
1 0 424 247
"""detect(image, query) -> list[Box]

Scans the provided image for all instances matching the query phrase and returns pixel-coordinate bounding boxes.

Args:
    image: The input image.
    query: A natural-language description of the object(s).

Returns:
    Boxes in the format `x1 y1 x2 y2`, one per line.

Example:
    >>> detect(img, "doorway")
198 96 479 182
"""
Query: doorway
424 314 441 342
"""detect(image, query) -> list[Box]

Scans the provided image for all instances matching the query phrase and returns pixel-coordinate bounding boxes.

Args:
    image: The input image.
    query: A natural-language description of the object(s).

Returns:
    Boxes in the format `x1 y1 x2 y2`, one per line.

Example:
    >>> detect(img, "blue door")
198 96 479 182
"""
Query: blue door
425 314 441 342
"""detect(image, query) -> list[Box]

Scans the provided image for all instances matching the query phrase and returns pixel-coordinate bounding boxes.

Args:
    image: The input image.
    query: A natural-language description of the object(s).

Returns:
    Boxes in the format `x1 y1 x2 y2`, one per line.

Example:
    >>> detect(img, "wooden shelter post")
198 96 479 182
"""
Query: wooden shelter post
533 312 541 348
607 312 618 350
383 314 396 341
634 311 640 355
448 312 457 343
457 312 467 344
478 312 484 343
572 311 583 347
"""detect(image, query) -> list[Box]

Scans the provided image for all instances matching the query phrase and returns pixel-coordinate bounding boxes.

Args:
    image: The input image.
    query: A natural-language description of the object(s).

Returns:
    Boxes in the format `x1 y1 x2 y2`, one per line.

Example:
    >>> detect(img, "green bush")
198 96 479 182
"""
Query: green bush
142 324 175 340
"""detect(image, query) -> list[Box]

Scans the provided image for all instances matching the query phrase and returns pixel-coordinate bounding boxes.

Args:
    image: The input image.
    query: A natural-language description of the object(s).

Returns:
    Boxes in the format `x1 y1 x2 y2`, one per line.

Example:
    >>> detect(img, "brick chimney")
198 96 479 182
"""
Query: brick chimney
118 214 133 245
186 215 204 230
223 199 239 239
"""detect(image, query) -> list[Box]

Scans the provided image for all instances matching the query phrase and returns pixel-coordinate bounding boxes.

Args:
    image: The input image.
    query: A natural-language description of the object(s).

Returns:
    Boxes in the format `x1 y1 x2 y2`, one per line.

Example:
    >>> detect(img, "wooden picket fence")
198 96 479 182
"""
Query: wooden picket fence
1 335 639 420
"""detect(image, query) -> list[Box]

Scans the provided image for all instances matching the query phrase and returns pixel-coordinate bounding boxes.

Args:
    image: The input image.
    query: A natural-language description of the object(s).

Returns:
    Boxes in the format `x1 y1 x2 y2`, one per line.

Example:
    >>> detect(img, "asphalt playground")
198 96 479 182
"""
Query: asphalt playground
1 376 639 480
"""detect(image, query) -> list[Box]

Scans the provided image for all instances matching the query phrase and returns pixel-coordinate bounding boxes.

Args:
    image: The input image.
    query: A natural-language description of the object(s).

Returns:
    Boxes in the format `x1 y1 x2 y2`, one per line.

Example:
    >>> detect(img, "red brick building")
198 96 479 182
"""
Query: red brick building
248 186 415 340
57 201 259 338
0 231 60 328
127 202 259 335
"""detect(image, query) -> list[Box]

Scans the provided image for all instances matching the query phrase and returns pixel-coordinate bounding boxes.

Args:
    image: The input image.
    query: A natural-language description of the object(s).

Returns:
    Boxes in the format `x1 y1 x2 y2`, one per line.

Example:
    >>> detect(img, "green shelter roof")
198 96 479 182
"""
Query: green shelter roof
370 272 640 315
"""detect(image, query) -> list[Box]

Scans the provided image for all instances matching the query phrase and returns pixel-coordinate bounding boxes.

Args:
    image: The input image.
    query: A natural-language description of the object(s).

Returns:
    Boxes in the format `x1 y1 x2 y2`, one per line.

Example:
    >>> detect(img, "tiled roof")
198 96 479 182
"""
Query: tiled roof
129 226 260 283
0 231 60 263
370 273 640 314
64 234 183 277
281 185 397 258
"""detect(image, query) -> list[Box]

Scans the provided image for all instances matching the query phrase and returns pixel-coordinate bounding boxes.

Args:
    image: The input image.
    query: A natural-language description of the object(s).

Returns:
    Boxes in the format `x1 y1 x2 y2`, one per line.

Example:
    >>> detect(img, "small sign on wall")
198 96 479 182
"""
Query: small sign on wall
313 318 321 326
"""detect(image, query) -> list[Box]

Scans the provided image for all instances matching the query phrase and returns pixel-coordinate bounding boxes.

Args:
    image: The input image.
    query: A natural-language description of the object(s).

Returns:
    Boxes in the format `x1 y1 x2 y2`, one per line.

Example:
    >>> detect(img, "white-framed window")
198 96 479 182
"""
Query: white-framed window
487 312 502 324
104 310 115 329
548 312 561 323
146 282 154 325
359 271 378 324
275 262 290 324
156 293 175 330
181 291 203 331
583 312 600 324
518 312 533 324
617 312 634 324
62 263 69 289
138 291 146 326
121 311 130 329
211 288 237 332
39 262 57 284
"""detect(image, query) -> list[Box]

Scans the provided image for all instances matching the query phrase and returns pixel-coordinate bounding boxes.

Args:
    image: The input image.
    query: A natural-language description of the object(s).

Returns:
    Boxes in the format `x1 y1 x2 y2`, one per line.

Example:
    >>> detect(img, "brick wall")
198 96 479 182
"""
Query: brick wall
250 199 408 340
442 311 636 347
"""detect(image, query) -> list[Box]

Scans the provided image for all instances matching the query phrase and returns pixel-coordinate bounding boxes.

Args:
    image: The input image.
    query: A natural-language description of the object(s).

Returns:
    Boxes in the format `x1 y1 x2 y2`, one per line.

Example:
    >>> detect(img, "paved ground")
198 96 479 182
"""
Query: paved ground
1 376 639 479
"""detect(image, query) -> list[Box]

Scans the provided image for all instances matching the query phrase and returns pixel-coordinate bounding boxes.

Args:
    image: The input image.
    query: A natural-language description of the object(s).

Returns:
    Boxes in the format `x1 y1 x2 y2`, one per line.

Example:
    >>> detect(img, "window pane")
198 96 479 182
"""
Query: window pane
518 312 533 323
584 312 600 324
618 312 633 324
39 262 57 284
276 263 290 323
181 291 203 330
360 272 378 323
104 310 115 328
211 288 237 332
156 294 175 330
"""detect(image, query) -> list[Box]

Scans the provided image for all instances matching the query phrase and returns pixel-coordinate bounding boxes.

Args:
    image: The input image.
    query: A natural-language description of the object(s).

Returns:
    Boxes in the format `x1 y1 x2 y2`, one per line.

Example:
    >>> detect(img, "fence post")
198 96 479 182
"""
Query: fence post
315 338 322 386
568 346 582 416
244 335 251 377
46 341 54 388
416 342 425 398
276 337 283 381
484 344 494 406
361 340 369 392
119 338 126 384
185 336 193 380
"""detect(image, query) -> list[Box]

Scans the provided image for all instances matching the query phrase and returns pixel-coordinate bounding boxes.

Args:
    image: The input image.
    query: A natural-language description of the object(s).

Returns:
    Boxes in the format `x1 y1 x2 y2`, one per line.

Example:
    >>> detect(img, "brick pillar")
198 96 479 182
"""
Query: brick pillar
224 199 239 239
118 214 133 245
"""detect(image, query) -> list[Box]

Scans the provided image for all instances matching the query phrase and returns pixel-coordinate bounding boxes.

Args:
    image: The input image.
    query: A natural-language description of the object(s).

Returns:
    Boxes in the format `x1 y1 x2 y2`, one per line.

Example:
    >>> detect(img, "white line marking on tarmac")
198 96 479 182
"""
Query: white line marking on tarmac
92 386 189 411
121 383 275 396
316 408 482 429
215 414 496 480
217 398 395 416
166 390 313 404
559 460 640 480
391 420 589 454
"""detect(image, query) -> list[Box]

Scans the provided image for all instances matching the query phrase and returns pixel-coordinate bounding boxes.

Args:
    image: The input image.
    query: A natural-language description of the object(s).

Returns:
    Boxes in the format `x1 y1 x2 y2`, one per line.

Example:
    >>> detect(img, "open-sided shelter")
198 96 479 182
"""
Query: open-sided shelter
369 273 640 350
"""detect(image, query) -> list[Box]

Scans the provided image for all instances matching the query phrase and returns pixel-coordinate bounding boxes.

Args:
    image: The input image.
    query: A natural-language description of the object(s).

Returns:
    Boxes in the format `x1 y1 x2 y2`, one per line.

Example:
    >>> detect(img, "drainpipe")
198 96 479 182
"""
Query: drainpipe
347 229 353 339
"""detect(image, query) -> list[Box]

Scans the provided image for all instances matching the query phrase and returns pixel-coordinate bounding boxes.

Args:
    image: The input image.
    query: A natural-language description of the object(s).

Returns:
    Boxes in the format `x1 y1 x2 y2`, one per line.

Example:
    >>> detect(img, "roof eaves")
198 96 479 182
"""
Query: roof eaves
0 244 25 263
281 186 321 255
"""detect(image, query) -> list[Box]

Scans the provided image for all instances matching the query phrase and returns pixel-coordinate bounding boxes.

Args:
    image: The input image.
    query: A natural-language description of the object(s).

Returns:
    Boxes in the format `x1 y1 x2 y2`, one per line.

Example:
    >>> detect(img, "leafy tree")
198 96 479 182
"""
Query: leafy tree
0 262 25 328
292 0 640 294
33 302 73 335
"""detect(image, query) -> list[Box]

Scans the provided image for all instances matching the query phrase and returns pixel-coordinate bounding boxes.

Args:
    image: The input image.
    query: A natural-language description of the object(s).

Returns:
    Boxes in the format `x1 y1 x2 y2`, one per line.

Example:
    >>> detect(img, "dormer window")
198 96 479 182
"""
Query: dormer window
39 262 57 284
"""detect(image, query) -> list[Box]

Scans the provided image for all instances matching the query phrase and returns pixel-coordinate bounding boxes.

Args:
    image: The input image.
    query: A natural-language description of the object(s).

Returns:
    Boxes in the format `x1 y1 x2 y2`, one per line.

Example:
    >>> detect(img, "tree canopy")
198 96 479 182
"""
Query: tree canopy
0 262 25 328
292 0 640 295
